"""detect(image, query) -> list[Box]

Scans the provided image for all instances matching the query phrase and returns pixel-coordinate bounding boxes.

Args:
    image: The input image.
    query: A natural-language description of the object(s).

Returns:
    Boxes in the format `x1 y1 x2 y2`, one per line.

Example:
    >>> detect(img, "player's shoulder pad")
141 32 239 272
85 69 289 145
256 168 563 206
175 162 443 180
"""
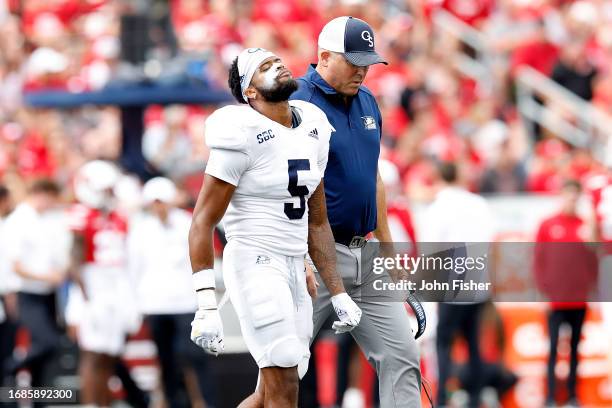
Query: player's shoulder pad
205 105 254 151
290 99 324 120
291 100 334 128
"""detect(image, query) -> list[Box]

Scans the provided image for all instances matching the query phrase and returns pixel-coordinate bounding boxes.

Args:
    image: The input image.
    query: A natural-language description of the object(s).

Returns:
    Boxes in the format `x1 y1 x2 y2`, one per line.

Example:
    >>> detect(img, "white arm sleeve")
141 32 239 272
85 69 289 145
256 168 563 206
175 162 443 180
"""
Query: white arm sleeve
205 148 250 186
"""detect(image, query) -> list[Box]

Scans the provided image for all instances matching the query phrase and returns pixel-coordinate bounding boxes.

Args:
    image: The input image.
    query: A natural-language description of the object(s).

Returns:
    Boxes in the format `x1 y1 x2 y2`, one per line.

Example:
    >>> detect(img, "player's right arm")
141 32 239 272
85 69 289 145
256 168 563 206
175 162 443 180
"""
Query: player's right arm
189 107 249 354
189 175 235 271
188 175 236 355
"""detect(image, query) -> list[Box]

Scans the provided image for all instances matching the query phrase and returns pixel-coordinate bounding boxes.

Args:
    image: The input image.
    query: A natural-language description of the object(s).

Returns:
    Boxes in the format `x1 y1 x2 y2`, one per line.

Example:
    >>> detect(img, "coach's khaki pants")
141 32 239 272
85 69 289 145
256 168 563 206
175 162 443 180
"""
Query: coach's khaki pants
310 242 422 408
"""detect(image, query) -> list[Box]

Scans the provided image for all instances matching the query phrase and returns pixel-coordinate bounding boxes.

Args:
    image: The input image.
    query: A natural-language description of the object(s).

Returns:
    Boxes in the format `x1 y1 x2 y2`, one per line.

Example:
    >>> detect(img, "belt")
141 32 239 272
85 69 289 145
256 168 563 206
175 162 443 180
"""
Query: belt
348 236 368 248
334 232 369 248
333 227 375 248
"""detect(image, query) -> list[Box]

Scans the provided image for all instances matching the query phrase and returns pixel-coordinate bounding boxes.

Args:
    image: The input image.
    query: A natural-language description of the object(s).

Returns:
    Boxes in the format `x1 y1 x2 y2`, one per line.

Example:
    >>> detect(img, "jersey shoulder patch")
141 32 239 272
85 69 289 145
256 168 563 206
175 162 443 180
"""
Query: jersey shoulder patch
205 105 253 151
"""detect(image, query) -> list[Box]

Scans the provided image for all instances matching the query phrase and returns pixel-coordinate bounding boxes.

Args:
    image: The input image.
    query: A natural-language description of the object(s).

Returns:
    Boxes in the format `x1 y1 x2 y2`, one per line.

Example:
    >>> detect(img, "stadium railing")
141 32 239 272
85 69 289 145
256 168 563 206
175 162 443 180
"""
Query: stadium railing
432 9 612 161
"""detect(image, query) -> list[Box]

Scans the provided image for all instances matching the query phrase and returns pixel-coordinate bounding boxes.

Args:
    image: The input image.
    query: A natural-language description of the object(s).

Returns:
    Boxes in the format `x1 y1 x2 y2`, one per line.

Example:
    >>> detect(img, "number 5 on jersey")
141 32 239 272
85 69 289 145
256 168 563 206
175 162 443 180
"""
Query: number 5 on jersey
284 159 310 220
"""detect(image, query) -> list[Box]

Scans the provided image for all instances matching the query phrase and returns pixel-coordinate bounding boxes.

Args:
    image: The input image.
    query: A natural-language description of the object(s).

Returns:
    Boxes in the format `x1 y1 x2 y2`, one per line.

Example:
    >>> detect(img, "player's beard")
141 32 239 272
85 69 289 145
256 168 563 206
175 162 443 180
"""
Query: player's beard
256 78 299 103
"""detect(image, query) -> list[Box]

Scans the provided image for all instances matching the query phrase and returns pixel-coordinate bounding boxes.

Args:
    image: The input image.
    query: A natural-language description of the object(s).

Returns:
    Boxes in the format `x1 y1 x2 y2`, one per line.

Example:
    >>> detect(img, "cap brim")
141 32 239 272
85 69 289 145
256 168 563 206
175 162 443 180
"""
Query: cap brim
343 51 388 67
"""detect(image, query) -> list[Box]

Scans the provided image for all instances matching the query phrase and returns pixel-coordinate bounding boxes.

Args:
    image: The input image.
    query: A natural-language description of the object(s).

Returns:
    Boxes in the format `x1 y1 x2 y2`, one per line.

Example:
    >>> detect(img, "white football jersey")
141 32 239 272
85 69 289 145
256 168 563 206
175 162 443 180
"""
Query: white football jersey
205 100 333 256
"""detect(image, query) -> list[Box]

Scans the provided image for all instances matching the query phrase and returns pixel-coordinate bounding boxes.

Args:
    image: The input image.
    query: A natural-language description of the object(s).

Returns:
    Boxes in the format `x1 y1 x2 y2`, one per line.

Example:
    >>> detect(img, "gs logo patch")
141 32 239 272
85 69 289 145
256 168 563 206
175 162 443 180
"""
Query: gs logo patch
361 116 377 130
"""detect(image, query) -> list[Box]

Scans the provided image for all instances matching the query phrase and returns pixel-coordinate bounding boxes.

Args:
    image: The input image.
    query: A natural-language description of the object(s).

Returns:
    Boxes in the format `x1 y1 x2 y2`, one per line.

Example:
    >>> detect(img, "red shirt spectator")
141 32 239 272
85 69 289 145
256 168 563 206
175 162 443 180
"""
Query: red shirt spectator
20 0 106 35
533 180 598 308
17 132 56 179
511 39 559 77
527 139 569 194
423 0 493 27
251 0 312 24
526 166 564 193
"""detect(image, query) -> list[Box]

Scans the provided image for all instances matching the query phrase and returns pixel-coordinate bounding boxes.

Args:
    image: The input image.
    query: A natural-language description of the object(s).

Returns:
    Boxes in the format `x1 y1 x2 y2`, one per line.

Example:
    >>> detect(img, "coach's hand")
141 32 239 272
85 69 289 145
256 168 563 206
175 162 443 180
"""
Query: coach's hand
191 308 225 355
330 293 362 333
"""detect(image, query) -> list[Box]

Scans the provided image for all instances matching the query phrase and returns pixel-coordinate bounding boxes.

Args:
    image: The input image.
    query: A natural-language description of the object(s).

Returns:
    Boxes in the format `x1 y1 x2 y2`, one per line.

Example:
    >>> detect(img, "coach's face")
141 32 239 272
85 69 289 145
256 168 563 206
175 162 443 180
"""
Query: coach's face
320 51 369 96
248 56 298 102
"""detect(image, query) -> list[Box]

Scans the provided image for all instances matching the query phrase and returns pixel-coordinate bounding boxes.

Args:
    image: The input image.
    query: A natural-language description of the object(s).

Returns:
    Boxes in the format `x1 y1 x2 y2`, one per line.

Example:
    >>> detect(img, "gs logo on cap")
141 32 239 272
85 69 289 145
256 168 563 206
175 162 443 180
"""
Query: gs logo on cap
361 30 374 47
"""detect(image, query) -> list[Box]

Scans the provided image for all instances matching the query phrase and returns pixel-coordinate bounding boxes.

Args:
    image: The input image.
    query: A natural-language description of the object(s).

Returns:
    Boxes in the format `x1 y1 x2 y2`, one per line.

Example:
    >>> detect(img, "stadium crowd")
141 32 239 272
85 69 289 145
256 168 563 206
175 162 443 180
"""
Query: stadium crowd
1 0 612 199
1 0 612 407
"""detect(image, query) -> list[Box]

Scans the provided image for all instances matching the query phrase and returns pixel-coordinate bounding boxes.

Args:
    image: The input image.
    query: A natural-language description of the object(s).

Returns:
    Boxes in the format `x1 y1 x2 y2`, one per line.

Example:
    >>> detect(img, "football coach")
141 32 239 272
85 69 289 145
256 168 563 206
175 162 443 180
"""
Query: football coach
291 16 422 407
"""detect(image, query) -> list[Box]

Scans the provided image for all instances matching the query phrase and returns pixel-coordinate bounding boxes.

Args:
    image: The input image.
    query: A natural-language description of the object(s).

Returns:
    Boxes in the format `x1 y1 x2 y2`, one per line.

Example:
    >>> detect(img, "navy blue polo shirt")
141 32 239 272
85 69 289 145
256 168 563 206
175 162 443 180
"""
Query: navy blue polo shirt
290 65 382 243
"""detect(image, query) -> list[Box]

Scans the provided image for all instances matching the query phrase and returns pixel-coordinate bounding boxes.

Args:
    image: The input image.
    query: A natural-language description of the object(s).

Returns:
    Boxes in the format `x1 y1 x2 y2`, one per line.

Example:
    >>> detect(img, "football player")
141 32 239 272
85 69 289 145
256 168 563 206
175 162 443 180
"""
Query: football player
188 48 362 407
66 160 140 407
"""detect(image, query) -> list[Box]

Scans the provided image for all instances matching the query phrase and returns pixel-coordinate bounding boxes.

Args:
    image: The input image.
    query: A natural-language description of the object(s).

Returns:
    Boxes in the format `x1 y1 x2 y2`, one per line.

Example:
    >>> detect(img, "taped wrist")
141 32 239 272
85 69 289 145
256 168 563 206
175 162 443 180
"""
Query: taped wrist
331 292 350 305
197 290 217 310
193 269 217 310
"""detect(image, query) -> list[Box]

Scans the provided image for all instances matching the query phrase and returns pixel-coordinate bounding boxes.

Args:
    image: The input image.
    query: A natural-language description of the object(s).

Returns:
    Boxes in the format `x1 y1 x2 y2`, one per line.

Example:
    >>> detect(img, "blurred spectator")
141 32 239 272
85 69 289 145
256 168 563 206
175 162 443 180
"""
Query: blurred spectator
421 161 495 408
1 0 609 201
128 177 217 408
0 0 612 404
480 139 527 193
0 184 18 391
0 15 25 117
24 47 70 90
533 179 598 407
379 158 418 248
2 179 69 398
527 138 570 194
427 0 494 28
484 0 541 55
142 105 203 179
510 19 559 78
551 39 598 101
